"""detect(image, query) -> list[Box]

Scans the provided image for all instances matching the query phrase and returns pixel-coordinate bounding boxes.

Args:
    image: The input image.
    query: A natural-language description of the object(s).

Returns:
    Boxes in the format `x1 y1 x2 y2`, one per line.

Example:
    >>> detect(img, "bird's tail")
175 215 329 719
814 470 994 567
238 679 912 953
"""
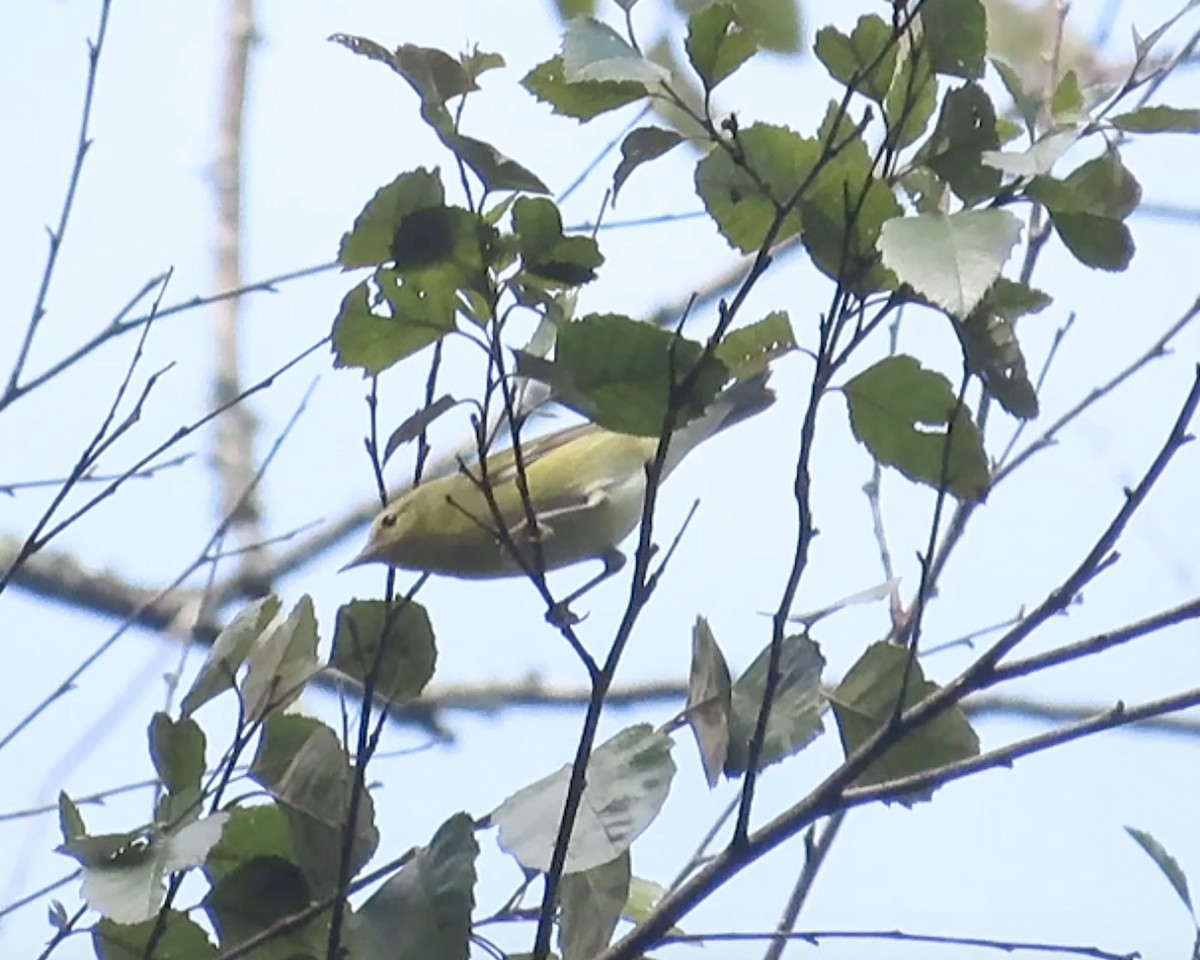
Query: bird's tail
662 370 776 477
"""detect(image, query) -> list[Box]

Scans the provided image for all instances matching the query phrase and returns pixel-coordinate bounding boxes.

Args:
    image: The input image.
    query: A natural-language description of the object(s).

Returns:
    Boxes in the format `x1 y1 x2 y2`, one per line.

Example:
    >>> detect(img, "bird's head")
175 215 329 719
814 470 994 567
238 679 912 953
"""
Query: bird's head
339 497 420 572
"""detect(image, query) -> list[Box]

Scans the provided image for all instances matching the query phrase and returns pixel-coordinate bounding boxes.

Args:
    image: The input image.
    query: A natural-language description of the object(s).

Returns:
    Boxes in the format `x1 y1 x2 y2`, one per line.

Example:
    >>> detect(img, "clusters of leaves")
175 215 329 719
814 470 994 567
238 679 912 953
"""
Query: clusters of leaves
328 0 1194 506
57 0 1200 957
59 594 981 959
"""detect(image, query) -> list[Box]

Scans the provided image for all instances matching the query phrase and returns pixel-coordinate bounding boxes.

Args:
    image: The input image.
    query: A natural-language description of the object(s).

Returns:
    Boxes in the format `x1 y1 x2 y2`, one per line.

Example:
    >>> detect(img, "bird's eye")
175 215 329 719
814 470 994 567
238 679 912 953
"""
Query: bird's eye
380 512 398 529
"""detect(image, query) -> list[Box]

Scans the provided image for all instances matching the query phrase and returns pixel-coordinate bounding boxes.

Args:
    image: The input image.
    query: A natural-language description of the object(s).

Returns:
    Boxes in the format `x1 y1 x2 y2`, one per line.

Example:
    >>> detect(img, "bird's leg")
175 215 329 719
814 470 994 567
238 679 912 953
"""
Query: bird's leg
546 547 628 627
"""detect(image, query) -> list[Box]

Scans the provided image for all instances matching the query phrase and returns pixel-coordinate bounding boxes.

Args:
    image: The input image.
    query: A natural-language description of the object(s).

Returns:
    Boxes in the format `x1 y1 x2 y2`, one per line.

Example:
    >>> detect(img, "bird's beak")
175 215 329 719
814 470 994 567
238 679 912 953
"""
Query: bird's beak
337 544 379 573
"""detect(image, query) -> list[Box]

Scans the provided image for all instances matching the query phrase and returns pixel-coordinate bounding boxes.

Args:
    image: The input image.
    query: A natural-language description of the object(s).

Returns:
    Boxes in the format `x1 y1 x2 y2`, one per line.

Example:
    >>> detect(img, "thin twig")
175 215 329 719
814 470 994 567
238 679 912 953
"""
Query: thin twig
761 812 847 960
604 684 1200 960
0 336 327 600
0 351 324 754
662 927 1136 959
0 454 192 495
6 0 113 397
601 371 1200 960
0 260 335 415
922 293 1200 601
0 272 173 598
732 5 925 842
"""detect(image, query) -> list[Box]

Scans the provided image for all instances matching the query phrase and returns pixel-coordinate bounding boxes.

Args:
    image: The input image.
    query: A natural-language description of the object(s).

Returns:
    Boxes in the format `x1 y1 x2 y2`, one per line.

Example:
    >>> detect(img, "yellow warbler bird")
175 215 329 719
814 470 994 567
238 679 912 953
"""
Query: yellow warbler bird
342 373 774 608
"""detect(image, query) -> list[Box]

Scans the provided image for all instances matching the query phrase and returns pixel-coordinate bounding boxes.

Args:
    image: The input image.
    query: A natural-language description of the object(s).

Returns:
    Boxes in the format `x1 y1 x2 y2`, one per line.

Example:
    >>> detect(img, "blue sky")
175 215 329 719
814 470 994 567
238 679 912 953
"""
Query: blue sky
2 1 1200 958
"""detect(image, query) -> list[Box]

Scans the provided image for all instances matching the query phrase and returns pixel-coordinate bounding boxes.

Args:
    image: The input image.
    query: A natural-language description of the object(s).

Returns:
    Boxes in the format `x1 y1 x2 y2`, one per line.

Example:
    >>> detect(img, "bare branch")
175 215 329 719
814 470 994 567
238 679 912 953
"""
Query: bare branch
210 0 267 590
0 261 335 415
6 0 113 397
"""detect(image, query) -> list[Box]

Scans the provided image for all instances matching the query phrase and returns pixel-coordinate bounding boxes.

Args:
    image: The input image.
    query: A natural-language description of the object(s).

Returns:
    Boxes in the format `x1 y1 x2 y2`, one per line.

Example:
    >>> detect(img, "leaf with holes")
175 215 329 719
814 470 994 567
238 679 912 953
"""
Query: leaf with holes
844 355 990 501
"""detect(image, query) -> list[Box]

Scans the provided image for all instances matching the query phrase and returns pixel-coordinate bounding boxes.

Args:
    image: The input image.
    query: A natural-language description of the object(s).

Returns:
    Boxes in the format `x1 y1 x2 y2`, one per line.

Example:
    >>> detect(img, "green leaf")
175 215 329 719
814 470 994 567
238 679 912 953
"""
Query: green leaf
522 55 647 121
383 394 459 467
714 311 797 378
329 37 480 108
685 3 758 91
512 197 604 286
181 595 281 716
958 279 1050 420
559 852 631 960
921 82 1001 204
58 792 85 845
814 15 895 103
961 312 1037 419
339 169 445 269
241 595 319 723
204 804 295 884
492 724 675 873
148 713 206 827
329 598 437 704
331 271 459 376
460 46 505 83
1050 69 1084 121
541 314 728 435
1126 827 1195 917
58 830 154 870
66 816 229 923
898 166 949 215
1027 150 1142 220
724 633 825 776
249 715 379 899
390 205 494 293
612 126 685 203
844 355 990 501
1025 154 1140 271
829 641 980 802
395 43 479 105
982 127 1080 178
686 617 733 787
920 0 986 78
802 116 903 294
990 57 1039 133
562 17 671 87
885 46 937 149
553 0 597 18
1069 153 1141 217
984 277 1053 321
695 123 819 252
148 713 206 797
442 132 550 194
643 35 710 142
623 875 684 934
1047 212 1134 271
206 856 326 959
994 116 1025 145
673 0 801 53
332 42 548 195
1112 105 1200 134
350 814 479 960
93 912 217 960
877 209 1023 318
